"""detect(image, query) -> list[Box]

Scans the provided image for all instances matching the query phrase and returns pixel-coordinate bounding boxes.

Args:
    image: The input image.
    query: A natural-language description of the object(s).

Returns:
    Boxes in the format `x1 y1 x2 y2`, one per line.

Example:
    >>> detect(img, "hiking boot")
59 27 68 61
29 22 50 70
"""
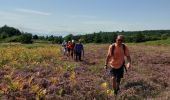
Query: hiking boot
114 87 120 95
114 89 118 95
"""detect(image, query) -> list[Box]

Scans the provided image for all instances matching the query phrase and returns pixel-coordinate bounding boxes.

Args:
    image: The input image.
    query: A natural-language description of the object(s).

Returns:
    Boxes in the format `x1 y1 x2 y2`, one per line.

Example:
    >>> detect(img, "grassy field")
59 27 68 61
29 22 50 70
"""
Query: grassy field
0 41 170 100
143 38 170 45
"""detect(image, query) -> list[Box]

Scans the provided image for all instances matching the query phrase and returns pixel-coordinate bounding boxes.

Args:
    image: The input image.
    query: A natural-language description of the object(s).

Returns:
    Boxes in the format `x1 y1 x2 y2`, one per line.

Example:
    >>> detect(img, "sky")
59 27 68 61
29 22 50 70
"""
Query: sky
0 0 170 36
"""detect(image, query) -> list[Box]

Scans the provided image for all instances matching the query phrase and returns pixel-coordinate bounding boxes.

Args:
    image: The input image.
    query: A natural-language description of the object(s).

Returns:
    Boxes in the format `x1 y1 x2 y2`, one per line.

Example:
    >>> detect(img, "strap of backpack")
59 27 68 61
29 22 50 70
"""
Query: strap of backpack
111 44 115 56
122 43 126 54
112 43 126 56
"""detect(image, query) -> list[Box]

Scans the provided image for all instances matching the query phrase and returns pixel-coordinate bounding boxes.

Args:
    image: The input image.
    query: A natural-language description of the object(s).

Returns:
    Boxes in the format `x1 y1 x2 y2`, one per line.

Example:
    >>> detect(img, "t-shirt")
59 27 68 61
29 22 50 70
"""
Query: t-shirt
108 43 130 69
74 43 83 53
67 43 72 49
62 42 67 48
70 43 75 49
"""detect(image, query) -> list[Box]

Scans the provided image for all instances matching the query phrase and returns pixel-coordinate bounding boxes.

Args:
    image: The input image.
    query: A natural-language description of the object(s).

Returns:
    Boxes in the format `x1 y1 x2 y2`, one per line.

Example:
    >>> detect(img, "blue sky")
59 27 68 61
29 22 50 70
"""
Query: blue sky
0 0 170 36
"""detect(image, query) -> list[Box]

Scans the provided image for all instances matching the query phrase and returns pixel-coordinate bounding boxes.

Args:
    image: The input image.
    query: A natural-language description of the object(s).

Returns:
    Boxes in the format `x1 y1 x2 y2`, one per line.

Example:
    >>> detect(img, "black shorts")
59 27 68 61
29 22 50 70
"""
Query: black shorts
110 65 124 79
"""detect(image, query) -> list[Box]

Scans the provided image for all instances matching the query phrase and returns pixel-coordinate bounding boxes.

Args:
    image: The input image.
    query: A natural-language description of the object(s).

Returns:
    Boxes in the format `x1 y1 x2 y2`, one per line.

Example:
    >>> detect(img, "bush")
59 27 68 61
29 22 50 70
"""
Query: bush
161 34 168 40
4 36 20 42
19 33 33 44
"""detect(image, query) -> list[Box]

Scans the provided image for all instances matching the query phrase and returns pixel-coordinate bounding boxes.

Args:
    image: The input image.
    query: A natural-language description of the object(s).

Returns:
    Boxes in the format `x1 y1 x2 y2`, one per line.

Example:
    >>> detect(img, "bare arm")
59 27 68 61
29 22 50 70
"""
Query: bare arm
105 45 112 68
105 54 111 66
124 45 131 69
127 56 131 63
126 55 131 69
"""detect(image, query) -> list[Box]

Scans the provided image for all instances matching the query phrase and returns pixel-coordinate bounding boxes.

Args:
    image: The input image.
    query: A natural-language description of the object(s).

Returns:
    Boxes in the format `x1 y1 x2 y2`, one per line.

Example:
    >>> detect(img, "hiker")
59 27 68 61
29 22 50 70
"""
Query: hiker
62 40 67 55
70 40 75 59
67 41 72 56
74 40 84 61
105 35 131 95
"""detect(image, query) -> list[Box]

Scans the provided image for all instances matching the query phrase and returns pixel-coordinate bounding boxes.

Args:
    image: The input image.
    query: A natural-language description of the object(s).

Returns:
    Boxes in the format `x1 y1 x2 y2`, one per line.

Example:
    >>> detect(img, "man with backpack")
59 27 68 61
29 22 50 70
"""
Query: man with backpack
105 35 131 95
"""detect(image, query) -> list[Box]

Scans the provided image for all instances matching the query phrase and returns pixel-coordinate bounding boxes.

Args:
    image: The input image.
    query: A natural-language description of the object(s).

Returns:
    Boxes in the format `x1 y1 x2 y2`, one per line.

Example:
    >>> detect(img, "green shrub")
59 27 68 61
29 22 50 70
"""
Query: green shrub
19 33 33 44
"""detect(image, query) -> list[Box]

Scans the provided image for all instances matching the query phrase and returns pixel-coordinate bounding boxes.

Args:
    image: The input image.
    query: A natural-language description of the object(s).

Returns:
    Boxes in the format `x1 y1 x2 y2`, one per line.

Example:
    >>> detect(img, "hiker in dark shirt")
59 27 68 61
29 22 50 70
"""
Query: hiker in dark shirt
74 40 84 61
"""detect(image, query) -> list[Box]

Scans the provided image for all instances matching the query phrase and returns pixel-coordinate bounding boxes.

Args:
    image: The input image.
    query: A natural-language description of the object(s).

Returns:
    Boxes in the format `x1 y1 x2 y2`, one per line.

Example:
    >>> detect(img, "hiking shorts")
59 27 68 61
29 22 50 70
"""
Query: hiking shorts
110 65 124 81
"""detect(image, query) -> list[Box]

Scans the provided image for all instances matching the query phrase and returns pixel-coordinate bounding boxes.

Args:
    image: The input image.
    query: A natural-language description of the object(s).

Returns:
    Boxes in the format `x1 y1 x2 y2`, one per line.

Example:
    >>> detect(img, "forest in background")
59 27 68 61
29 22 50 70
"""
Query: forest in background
0 25 170 44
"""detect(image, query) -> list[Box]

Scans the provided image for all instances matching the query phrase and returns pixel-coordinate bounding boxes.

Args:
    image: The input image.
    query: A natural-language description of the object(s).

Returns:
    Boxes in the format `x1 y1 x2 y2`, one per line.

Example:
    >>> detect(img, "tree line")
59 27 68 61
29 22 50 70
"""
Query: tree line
64 30 170 43
0 25 170 44
0 25 63 44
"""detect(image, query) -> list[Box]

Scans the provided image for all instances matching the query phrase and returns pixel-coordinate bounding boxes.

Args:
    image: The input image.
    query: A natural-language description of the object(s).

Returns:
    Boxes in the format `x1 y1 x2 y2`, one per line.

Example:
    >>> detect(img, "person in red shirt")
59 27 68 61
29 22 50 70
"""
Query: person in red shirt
105 35 131 95
70 40 75 59
67 41 72 56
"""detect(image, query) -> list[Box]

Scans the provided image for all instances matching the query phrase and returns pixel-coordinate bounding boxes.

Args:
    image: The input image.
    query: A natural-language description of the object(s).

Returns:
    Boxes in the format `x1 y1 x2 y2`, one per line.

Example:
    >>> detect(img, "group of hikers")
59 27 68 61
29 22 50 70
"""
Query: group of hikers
61 35 131 96
61 39 84 61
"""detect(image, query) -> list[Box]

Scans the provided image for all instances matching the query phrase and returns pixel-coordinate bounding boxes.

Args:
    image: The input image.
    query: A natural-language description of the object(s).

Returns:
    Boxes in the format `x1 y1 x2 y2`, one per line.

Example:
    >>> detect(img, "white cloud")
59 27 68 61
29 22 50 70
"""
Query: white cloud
16 8 51 16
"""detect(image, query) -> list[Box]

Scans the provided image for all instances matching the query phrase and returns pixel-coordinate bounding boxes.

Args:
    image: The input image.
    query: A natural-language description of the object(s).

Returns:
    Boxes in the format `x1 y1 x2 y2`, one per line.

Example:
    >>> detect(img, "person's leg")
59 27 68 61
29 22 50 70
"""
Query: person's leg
110 68 118 94
115 78 121 94
115 66 124 94
64 48 67 55
71 49 73 59
76 52 78 61
79 52 81 61
68 49 70 57
117 79 120 89
73 50 76 60
111 76 117 92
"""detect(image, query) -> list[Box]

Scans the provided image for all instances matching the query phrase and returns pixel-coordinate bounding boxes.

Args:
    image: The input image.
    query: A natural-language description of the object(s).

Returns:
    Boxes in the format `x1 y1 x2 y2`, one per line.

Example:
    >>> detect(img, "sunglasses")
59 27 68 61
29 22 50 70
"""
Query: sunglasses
117 39 123 42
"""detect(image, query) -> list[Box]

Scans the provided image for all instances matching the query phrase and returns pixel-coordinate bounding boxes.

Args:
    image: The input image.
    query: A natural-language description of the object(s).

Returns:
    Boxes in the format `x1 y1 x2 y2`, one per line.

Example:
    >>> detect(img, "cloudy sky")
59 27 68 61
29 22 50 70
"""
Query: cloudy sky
0 0 170 36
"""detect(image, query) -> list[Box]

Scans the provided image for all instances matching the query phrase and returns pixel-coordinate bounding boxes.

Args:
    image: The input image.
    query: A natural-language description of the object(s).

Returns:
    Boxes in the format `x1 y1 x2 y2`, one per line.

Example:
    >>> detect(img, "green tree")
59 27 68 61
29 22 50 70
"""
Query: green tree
52 36 63 44
94 33 102 43
19 33 33 44
102 33 109 43
64 34 73 41
33 35 38 39
0 25 21 37
0 32 8 39
48 35 55 41
133 33 146 42
38 36 45 40
161 33 168 40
